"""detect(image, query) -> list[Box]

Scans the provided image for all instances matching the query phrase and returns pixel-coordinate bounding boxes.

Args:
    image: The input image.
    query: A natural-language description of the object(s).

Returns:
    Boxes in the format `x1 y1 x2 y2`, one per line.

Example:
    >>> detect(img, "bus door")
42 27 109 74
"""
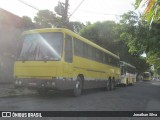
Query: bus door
63 35 73 78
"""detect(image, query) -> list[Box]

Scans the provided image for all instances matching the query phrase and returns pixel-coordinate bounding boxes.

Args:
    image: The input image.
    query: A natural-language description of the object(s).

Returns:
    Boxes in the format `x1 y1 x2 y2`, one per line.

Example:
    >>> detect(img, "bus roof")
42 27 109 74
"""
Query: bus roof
22 28 120 59
120 61 136 69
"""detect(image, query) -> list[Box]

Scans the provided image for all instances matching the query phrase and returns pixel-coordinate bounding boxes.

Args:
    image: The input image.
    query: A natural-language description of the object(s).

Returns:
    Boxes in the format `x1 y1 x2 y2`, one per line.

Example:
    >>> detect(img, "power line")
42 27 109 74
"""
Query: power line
71 15 81 22
69 0 85 18
69 8 122 16
17 0 39 11
69 14 82 23
17 0 120 24
16 0 65 28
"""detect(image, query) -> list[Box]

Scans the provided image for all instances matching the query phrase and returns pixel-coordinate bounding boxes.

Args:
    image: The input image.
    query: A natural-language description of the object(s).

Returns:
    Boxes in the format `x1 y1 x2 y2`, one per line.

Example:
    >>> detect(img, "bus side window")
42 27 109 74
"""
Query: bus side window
102 52 105 63
92 47 96 61
83 43 88 58
74 38 83 57
99 51 103 63
105 54 108 64
65 35 73 63
121 66 124 75
88 45 92 59
95 49 100 62
110 56 114 66
108 55 111 65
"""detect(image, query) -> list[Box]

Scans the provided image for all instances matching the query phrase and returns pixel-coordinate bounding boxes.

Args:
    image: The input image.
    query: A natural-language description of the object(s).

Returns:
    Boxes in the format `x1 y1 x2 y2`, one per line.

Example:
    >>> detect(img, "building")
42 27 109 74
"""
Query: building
0 8 24 83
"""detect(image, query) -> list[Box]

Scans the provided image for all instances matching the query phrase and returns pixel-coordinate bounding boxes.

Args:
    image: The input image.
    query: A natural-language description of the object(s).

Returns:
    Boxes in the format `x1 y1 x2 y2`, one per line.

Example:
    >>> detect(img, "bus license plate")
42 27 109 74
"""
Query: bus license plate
29 82 37 86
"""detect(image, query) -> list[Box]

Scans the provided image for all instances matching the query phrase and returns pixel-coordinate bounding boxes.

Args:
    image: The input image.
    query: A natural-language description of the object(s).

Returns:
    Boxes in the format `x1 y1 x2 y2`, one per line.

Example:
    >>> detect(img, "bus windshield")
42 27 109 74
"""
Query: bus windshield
143 73 150 77
18 32 63 61
120 62 136 75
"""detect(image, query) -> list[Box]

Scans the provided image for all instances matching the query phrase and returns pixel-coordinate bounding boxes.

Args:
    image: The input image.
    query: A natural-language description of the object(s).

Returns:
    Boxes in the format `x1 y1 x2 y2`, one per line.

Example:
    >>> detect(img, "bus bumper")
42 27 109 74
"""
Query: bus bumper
14 78 76 90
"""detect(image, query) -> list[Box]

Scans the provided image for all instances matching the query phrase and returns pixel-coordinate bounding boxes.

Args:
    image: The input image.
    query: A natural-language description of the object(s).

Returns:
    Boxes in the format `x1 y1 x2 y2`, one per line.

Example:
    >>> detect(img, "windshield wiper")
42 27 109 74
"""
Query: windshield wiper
18 55 28 61
43 56 60 61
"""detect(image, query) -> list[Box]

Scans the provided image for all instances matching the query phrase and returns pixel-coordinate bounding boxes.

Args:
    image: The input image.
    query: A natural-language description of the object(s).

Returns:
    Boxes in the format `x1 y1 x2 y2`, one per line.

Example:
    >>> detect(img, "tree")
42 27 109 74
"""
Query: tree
119 11 160 73
34 9 83 32
34 10 62 28
22 16 35 30
146 22 160 71
135 0 160 24
80 21 118 50
120 11 150 56
134 0 160 73
68 21 85 33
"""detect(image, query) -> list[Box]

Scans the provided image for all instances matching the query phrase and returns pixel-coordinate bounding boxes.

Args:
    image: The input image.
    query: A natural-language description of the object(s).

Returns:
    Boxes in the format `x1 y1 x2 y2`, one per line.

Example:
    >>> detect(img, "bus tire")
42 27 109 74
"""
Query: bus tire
112 78 116 90
104 80 110 91
109 78 114 91
73 76 82 97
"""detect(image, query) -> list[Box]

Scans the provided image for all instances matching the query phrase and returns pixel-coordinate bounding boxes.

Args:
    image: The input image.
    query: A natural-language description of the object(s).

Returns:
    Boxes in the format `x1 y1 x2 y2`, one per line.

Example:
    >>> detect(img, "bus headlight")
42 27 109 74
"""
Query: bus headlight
15 80 18 85
19 80 22 85
52 82 55 86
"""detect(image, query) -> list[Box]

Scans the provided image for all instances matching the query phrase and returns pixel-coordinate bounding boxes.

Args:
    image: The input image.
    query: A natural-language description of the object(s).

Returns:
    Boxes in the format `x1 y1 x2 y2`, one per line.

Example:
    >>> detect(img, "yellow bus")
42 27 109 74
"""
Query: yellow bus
119 61 136 86
143 72 151 81
14 28 120 96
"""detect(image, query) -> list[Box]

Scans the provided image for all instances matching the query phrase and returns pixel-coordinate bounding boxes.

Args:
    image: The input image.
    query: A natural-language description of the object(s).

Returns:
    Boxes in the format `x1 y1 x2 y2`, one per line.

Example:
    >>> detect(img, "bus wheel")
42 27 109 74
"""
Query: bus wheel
109 78 114 90
73 76 82 97
105 80 110 91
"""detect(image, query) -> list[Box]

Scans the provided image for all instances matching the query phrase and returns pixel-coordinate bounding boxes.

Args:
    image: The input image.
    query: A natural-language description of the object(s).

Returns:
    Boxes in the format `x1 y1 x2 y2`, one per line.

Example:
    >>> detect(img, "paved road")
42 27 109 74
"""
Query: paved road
0 80 160 120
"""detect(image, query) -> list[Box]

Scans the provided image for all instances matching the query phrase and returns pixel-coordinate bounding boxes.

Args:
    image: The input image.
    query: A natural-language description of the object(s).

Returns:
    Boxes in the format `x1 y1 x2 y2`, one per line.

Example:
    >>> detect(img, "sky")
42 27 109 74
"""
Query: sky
0 0 140 24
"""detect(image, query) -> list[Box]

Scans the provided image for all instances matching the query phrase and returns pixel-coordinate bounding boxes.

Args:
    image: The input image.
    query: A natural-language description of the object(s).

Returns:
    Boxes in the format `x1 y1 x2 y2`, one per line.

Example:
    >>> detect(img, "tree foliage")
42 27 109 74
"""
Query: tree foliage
119 11 160 72
80 21 118 49
22 16 36 30
34 10 62 28
33 9 84 32
134 0 160 74
135 0 160 24
120 11 149 55
68 22 85 33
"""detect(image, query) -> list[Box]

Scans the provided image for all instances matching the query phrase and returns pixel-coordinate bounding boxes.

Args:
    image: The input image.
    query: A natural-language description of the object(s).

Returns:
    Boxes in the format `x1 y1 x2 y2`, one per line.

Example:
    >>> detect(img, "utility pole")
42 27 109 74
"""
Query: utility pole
55 0 69 28
63 0 69 28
